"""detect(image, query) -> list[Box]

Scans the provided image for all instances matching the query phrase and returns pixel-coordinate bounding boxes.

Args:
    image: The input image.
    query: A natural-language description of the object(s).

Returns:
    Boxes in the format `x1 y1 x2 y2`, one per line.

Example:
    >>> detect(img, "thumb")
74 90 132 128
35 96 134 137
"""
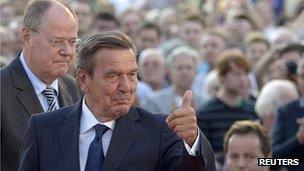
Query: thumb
181 90 192 108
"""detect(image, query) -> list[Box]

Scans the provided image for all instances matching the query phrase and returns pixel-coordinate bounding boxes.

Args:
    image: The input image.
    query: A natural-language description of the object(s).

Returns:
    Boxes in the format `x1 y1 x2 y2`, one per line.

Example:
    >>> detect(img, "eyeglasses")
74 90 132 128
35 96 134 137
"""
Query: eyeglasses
29 28 81 48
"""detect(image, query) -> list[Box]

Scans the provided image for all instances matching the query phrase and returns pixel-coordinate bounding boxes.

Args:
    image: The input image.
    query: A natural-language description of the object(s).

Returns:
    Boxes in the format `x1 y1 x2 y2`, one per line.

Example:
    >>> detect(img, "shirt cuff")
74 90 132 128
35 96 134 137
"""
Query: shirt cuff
183 129 200 156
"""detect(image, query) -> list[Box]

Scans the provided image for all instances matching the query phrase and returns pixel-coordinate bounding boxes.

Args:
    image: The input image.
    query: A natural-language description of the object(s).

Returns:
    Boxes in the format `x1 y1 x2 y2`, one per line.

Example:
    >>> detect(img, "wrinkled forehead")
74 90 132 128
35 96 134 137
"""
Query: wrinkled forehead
94 48 137 65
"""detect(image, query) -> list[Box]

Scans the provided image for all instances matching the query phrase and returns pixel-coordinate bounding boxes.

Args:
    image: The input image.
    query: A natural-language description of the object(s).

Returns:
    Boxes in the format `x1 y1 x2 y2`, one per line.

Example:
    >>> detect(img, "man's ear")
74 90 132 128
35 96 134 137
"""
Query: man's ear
76 69 89 93
21 27 31 45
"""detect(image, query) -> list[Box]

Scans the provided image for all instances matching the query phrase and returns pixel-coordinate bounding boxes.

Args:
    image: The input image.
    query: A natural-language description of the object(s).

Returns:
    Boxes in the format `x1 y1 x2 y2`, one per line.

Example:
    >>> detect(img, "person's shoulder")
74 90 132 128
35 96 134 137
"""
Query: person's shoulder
145 87 172 103
278 99 302 116
0 59 19 88
31 103 79 125
0 58 17 76
133 106 167 123
59 74 78 86
242 100 256 112
151 88 171 98
198 98 224 113
59 74 82 98
0 65 10 80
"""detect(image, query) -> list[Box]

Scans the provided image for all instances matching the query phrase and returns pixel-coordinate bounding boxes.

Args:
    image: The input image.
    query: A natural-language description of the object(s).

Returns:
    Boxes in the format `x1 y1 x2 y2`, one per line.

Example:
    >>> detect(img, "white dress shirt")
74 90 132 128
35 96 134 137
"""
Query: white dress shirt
79 97 200 171
79 97 116 171
20 53 60 111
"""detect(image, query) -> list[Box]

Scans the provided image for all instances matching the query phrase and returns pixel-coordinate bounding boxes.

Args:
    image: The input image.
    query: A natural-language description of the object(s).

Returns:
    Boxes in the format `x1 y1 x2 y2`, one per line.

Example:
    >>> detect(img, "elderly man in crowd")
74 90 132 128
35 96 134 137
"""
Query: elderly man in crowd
143 46 205 114
19 31 216 171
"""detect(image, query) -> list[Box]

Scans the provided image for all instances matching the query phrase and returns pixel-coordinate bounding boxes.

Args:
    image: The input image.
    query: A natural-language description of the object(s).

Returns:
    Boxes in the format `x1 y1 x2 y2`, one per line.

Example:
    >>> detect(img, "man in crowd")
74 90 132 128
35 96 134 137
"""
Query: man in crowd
136 22 161 53
137 48 168 106
1 1 81 170
19 31 216 171
223 120 271 171
197 49 258 166
198 49 258 153
143 46 205 114
271 59 304 171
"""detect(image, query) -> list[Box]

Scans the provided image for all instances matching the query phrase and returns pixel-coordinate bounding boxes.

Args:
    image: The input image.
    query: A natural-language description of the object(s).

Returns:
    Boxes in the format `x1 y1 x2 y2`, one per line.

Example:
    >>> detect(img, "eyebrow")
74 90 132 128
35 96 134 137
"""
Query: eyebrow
105 67 138 74
130 68 139 72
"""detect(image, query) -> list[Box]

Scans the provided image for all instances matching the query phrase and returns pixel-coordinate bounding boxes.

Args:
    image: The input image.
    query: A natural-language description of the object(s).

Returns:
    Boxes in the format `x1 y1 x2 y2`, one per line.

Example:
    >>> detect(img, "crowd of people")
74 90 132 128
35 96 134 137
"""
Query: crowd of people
1 0 304 171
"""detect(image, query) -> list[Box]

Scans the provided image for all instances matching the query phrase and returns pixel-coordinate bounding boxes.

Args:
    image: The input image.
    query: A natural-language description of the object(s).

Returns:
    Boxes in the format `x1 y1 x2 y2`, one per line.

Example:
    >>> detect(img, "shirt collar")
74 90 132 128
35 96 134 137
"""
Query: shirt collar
80 96 116 134
19 52 58 96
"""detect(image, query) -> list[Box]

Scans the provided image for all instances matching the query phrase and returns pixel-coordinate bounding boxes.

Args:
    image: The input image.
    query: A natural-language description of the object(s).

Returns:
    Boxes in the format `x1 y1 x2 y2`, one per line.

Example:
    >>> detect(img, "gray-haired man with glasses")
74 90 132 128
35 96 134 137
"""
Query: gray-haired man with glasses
0 1 81 170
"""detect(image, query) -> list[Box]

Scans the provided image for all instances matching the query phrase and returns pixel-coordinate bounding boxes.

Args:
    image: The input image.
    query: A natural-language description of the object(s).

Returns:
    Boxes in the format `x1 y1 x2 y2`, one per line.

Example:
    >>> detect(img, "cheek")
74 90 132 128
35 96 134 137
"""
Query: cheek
130 81 138 92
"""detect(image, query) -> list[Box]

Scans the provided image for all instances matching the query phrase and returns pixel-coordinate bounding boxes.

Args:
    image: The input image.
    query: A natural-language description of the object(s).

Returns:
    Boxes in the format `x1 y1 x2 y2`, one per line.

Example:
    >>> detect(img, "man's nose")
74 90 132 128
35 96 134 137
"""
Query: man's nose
237 157 247 169
118 75 131 92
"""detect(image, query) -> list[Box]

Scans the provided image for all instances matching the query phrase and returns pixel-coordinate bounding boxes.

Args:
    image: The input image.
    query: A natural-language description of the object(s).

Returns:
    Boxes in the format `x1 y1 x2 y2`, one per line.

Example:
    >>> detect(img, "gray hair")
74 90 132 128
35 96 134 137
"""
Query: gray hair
255 79 299 117
76 31 137 76
23 0 78 31
166 46 200 68
138 48 165 66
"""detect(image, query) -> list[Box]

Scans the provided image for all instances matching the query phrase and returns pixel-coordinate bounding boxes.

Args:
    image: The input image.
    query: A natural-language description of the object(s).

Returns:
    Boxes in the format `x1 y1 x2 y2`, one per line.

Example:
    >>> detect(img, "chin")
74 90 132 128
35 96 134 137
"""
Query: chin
56 69 69 76
113 105 131 118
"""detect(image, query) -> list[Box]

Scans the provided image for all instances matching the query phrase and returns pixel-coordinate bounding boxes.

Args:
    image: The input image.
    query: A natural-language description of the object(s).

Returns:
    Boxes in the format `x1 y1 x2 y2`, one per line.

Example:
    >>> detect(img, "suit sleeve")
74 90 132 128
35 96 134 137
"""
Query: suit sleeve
271 108 304 158
159 120 215 171
18 116 39 171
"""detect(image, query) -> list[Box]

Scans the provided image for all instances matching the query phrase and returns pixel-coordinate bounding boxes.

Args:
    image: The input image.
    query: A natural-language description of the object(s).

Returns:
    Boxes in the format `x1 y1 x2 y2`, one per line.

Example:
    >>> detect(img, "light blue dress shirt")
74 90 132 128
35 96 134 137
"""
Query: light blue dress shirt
19 52 59 111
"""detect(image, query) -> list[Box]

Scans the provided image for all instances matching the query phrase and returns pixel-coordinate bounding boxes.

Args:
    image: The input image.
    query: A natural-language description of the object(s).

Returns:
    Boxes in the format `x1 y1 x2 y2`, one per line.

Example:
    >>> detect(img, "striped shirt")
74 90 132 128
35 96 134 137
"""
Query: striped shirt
197 98 258 153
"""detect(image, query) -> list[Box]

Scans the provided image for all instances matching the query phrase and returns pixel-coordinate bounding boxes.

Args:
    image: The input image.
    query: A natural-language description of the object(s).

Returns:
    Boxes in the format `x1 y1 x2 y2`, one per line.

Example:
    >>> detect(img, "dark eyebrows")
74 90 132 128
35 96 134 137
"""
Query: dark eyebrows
130 67 139 73
104 67 138 75
104 69 120 75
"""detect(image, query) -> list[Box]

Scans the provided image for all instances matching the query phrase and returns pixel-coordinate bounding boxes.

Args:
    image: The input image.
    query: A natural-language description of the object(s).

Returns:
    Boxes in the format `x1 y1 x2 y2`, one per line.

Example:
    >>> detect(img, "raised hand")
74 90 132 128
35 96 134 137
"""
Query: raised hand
166 90 198 146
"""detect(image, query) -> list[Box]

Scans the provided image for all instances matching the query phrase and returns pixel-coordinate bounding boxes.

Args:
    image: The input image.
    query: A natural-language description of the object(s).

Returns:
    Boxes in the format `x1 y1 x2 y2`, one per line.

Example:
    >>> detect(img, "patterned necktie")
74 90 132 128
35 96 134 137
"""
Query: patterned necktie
42 86 58 112
85 124 109 171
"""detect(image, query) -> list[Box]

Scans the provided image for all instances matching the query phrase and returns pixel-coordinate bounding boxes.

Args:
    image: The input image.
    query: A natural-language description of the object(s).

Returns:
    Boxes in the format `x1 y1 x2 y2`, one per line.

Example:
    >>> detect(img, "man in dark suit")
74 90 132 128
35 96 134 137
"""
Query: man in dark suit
0 1 81 170
19 31 216 171
271 59 304 171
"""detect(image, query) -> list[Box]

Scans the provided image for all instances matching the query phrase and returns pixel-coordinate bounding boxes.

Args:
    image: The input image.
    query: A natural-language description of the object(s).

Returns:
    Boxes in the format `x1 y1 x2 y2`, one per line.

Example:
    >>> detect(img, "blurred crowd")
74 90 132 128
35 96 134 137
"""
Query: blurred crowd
1 0 303 170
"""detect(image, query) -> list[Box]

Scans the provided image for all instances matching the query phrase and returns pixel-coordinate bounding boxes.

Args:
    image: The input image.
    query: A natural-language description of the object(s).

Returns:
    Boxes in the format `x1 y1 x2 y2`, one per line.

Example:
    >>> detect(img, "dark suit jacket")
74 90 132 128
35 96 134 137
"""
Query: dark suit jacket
18 100 216 171
1 57 81 171
271 99 304 171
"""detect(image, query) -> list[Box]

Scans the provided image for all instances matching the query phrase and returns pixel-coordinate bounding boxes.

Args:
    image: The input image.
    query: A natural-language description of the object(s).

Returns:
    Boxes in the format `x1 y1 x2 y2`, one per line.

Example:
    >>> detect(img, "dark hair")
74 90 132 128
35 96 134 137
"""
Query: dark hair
184 14 205 27
224 120 271 157
94 11 119 26
23 0 78 31
140 21 161 38
278 43 304 57
76 31 137 76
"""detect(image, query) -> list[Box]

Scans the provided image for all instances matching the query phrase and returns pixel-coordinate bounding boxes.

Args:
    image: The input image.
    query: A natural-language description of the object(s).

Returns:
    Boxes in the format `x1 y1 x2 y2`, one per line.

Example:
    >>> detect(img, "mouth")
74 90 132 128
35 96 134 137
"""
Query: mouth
112 98 130 104
54 61 69 64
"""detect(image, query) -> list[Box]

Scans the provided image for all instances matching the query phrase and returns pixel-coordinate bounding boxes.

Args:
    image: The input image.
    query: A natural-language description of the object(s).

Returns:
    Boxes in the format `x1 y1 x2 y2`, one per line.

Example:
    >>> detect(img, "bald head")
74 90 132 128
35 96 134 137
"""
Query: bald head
23 0 78 31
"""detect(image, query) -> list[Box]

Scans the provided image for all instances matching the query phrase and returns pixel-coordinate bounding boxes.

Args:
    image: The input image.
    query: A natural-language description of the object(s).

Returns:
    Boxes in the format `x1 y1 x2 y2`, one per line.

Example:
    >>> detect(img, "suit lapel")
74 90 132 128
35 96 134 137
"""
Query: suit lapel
11 58 44 115
56 101 81 171
103 107 142 171
58 77 74 107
